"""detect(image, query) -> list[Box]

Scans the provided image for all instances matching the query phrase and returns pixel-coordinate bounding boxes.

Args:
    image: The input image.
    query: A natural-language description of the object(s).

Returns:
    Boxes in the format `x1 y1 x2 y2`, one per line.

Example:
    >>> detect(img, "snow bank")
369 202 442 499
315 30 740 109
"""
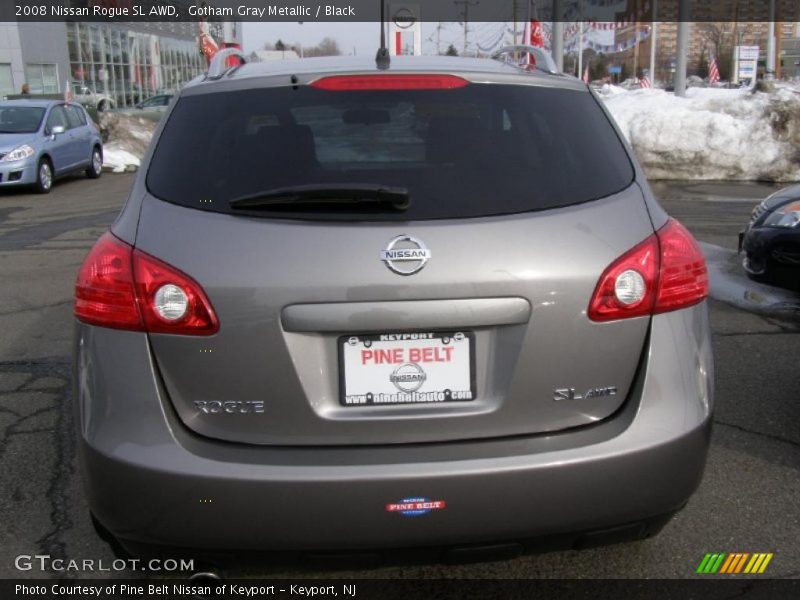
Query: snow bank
102 148 141 173
94 84 800 182
600 84 800 182
99 113 156 173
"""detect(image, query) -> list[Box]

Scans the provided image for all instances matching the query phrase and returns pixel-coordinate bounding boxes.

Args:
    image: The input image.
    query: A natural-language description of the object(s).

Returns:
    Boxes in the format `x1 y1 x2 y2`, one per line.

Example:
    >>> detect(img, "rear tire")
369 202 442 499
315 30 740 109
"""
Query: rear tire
33 158 53 194
86 146 103 179
97 100 107 112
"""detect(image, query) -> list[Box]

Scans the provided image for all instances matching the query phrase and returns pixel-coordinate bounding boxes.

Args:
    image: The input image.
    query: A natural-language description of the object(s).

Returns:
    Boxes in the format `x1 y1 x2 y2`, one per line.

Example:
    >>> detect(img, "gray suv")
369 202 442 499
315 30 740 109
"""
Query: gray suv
73 50 713 563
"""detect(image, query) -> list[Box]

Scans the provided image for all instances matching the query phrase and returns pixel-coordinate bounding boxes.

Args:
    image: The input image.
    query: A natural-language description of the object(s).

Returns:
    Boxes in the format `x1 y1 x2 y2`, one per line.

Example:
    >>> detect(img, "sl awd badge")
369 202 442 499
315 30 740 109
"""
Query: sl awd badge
380 234 431 275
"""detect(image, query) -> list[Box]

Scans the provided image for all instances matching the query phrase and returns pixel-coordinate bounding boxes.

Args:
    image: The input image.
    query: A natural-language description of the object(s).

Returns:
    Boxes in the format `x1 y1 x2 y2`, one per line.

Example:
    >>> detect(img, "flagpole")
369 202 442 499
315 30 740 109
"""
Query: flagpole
578 22 583 79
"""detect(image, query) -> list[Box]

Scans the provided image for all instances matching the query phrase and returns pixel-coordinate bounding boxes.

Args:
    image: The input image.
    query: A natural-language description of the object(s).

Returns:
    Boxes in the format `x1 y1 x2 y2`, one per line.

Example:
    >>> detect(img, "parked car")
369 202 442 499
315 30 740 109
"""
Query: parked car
73 52 713 564
113 94 173 122
134 93 173 111
0 99 103 193
739 186 800 290
72 82 115 112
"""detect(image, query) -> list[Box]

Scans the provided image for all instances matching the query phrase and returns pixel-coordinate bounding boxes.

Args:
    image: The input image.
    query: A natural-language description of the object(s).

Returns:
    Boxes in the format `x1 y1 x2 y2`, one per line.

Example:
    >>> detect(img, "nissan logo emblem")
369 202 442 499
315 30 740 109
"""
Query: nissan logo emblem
380 234 431 275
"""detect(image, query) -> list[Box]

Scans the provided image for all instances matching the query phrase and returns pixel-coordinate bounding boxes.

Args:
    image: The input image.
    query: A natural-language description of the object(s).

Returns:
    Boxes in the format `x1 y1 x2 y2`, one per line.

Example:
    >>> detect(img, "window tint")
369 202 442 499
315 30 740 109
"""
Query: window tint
147 84 634 221
64 104 87 128
45 106 68 132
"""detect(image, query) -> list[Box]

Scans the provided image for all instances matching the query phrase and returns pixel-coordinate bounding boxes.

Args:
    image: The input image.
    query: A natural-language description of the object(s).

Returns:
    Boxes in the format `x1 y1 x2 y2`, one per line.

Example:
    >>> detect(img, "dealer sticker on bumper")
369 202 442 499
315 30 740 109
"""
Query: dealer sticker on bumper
339 331 475 406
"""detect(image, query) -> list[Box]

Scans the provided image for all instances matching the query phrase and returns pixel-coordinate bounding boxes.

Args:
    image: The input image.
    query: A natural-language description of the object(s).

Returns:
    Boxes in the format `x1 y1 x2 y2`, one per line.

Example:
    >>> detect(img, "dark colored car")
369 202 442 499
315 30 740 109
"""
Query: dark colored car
739 186 800 291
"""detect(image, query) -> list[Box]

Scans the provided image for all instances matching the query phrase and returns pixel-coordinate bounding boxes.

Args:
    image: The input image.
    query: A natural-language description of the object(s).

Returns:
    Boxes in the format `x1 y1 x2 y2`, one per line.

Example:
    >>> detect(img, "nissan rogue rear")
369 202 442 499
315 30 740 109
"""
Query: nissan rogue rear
73 52 713 562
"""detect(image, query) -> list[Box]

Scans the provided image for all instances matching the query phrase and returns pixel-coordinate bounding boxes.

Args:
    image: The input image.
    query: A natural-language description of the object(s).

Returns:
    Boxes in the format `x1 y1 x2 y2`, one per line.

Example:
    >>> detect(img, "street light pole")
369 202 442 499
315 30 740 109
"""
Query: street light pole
674 0 689 96
649 0 658 86
552 0 564 71
766 0 776 79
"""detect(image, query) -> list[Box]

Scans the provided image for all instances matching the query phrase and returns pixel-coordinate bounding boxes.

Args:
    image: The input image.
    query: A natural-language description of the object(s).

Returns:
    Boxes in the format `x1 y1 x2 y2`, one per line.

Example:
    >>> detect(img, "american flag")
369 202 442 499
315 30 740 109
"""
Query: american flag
708 52 720 84
639 74 651 88
582 66 590 83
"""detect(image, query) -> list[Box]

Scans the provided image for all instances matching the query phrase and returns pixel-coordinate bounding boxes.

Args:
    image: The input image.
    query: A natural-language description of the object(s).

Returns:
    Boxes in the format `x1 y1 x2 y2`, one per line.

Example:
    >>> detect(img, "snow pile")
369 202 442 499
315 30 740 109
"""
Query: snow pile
600 85 800 181
99 113 156 173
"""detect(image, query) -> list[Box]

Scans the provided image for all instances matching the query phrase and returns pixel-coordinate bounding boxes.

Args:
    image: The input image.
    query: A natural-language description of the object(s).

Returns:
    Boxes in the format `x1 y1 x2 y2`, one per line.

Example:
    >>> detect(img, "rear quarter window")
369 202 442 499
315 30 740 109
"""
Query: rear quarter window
146 82 634 221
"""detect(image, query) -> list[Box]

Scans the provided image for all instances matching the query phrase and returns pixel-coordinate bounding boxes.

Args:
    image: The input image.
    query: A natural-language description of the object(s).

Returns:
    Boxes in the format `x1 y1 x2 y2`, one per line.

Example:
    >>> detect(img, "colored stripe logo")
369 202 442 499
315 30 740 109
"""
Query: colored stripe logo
696 553 773 574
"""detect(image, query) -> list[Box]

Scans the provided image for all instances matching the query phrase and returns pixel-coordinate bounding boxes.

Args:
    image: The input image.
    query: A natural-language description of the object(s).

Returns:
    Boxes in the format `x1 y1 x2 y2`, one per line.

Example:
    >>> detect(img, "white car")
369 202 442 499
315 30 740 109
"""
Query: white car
71 82 115 112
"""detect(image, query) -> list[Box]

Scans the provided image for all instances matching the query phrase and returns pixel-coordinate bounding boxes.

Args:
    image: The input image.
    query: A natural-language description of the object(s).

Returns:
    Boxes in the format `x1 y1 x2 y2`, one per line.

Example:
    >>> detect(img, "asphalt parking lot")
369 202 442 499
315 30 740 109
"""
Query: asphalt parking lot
0 175 798 580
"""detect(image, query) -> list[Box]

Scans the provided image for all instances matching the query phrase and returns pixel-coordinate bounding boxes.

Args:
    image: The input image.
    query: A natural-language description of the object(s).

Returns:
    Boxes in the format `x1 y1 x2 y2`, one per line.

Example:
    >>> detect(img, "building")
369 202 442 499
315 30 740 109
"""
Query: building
613 21 799 82
0 18 240 107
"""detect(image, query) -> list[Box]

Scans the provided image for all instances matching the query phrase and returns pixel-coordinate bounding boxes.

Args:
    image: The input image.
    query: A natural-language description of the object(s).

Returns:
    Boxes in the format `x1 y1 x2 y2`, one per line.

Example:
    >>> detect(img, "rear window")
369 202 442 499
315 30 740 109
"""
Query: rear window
146 83 634 221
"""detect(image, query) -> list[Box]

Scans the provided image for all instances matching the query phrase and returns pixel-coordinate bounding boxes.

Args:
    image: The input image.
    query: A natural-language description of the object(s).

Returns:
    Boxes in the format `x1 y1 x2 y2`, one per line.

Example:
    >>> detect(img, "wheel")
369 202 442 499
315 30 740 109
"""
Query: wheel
33 158 53 194
86 146 103 179
97 100 107 112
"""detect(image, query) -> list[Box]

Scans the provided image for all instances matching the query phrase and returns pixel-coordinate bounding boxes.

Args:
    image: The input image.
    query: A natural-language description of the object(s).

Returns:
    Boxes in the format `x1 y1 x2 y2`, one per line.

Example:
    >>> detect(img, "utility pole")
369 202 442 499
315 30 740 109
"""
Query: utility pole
649 0 657 85
454 0 479 56
552 0 564 71
674 0 689 96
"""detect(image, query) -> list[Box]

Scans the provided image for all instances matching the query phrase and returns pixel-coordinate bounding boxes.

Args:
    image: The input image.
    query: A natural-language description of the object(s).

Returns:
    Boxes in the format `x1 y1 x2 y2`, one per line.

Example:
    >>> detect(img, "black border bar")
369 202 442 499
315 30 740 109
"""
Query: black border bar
5 1 800 23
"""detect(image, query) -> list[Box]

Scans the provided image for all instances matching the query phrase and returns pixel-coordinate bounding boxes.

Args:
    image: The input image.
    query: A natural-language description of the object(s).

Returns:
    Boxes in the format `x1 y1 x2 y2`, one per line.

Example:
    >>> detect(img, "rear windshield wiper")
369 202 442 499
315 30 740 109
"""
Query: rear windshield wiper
228 184 411 211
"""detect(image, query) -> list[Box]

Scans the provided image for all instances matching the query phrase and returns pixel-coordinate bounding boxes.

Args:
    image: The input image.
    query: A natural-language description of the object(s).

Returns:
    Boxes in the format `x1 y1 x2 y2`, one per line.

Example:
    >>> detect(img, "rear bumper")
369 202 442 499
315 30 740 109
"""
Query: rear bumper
73 304 713 553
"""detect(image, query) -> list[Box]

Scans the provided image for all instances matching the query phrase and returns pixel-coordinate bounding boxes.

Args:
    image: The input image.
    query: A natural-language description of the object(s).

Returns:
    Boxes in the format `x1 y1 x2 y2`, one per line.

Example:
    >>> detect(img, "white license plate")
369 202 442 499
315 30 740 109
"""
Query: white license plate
339 331 475 406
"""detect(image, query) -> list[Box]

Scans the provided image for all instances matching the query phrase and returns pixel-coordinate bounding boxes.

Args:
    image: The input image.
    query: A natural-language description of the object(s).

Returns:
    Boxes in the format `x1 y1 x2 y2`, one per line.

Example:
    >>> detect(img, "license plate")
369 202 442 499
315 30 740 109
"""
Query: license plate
339 331 475 406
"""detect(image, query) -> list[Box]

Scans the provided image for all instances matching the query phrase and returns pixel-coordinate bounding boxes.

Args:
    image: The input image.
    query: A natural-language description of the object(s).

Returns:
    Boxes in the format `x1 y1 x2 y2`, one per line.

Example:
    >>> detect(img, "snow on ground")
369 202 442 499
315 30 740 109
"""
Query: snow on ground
95 82 800 182
701 242 800 321
99 113 156 173
599 83 800 182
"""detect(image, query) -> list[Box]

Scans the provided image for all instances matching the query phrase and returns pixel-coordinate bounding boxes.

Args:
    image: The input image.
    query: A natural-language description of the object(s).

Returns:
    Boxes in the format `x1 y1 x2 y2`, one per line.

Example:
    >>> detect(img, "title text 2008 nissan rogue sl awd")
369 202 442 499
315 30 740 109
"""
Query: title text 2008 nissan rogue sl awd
73 50 713 563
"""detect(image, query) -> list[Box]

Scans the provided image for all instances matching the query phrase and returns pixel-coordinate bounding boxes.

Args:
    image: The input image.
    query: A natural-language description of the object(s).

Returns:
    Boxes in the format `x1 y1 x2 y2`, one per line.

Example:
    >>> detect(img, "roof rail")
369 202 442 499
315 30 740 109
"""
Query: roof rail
206 48 248 80
491 45 559 75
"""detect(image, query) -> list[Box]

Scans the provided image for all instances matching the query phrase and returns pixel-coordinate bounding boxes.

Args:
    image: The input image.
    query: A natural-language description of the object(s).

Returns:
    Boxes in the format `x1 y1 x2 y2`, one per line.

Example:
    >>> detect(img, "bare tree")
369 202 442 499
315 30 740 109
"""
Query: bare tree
698 23 733 80
304 37 342 57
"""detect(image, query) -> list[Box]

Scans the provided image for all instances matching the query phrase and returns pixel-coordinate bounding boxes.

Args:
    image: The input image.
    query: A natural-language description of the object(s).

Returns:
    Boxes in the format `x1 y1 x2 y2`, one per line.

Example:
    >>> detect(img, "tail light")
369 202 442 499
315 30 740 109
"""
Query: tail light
75 232 218 335
588 219 708 322
310 74 469 91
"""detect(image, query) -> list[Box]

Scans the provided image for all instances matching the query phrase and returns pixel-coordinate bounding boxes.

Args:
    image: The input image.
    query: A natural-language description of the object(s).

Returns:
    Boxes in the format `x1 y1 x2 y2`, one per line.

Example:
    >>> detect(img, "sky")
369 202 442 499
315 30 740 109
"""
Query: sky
241 21 616 58
242 22 508 57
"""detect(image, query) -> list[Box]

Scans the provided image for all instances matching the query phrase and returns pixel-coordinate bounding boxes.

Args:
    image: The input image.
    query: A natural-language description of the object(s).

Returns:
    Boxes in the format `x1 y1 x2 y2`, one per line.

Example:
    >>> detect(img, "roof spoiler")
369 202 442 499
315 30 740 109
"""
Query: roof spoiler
206 48 248 80
491 45 560 75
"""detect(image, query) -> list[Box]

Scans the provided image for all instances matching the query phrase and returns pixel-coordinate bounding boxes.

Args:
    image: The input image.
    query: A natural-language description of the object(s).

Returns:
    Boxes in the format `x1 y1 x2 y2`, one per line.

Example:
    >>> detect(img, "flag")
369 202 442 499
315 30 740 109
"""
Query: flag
198 20 219 65
582 66 590 83
64 79 73 103
528 19 544 48
639 74 651 88
522 19 544 69
708 52 720 84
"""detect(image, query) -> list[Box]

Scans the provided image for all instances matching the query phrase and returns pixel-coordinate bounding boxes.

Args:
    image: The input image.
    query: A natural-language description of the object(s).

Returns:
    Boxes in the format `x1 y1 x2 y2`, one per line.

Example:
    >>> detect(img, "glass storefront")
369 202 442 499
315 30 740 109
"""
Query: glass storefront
66 22 205 108
24 64 59 94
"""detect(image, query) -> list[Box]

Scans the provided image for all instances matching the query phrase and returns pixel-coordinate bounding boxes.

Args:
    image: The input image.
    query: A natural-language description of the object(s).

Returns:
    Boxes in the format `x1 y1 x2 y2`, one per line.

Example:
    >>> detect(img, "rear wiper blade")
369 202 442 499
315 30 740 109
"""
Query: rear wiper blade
228 184 411 211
